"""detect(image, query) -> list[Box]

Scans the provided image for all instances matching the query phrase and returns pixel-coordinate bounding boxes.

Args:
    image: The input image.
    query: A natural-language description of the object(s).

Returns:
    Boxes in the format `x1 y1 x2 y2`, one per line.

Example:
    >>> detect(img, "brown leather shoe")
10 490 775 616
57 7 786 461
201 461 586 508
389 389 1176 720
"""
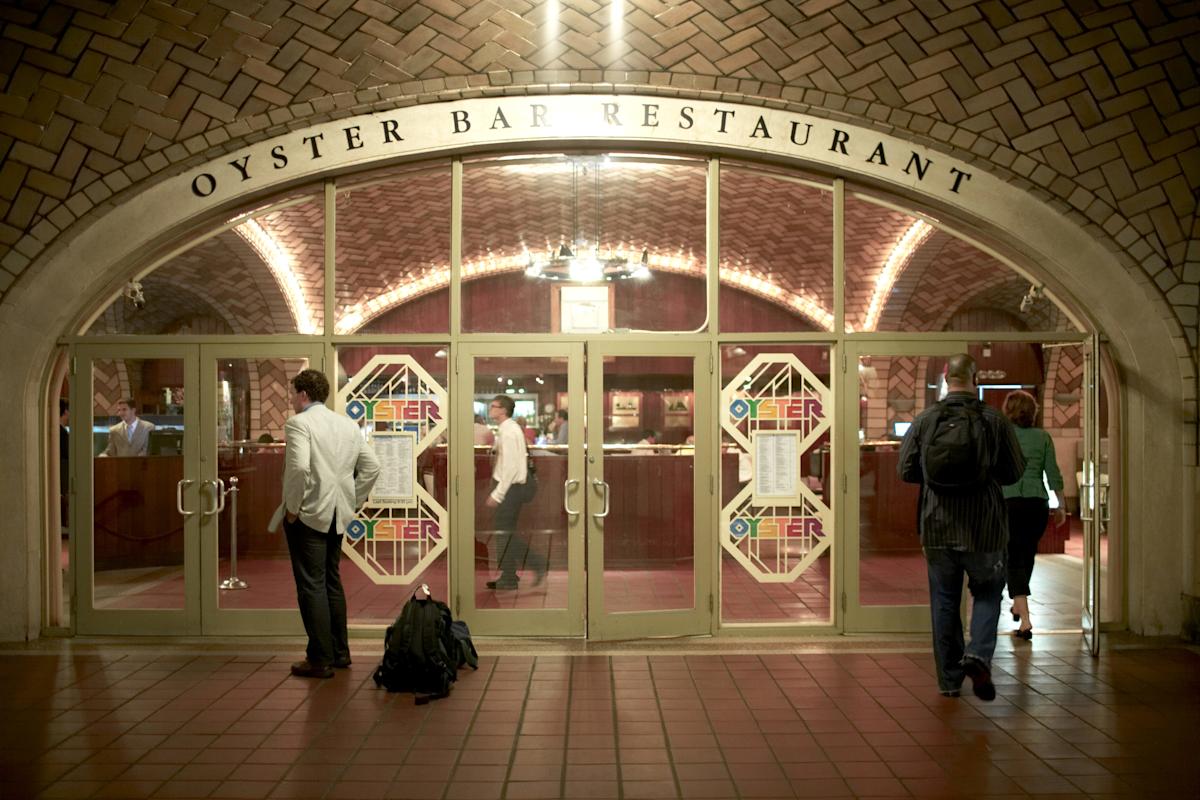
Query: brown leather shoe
290 660 333 679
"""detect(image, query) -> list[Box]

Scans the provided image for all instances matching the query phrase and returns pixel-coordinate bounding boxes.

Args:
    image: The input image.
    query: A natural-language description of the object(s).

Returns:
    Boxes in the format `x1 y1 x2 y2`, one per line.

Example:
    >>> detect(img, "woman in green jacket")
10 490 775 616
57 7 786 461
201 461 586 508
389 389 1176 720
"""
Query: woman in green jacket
1002 390 1066 639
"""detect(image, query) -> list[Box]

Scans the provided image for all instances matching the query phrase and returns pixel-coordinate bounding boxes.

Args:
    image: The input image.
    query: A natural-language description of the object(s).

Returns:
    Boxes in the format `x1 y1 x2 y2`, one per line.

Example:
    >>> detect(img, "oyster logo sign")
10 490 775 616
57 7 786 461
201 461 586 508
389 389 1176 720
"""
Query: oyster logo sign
730 516 825 539
346 518 440 542
729 397 823 420
344 398 441 422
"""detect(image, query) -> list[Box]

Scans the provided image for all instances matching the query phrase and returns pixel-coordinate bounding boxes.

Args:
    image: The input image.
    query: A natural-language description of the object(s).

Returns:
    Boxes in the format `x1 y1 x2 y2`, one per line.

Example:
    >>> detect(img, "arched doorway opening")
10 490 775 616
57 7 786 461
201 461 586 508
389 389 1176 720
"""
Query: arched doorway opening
52 139 1120 641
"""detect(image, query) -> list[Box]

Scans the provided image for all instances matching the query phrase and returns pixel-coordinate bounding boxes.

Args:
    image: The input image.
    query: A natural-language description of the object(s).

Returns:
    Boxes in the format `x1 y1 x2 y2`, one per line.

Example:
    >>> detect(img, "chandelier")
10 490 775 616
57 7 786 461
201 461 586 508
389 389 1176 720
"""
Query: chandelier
523 157 651 283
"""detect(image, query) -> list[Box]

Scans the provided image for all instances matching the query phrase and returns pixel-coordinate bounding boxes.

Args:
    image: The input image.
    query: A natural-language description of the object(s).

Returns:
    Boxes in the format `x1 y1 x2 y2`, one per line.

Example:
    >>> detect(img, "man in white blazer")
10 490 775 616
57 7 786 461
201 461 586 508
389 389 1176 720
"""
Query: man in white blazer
100 399 154 457
278 369 380 679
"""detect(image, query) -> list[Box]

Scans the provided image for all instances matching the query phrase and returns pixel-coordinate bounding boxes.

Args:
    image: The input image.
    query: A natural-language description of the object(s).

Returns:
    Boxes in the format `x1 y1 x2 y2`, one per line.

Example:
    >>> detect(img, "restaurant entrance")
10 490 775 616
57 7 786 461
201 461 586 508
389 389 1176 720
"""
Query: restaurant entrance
455 340 713 640
71 342 324 635
841 337 1104 643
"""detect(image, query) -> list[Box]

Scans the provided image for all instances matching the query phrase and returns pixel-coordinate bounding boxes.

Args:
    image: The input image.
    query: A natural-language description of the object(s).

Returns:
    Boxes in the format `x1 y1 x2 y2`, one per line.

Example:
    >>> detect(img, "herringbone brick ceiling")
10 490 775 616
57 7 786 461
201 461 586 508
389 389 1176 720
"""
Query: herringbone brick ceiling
86 156 1062 334
0 1 1195 339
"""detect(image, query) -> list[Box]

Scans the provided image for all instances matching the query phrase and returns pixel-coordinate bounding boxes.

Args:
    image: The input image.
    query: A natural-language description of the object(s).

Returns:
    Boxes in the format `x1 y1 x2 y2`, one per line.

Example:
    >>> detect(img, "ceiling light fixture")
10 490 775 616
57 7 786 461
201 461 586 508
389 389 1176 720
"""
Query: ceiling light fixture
524 157 652 283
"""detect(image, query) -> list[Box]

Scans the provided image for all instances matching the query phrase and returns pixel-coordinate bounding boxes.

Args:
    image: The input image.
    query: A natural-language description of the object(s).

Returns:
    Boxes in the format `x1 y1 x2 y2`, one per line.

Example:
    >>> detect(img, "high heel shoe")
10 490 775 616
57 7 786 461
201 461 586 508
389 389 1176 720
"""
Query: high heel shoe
1013 627 1033 640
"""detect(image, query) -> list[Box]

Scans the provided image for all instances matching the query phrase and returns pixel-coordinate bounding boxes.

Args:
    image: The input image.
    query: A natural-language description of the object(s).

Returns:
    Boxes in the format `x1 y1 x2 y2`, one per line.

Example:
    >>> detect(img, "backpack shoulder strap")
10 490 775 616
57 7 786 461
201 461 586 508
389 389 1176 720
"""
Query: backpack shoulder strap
919 401 946 445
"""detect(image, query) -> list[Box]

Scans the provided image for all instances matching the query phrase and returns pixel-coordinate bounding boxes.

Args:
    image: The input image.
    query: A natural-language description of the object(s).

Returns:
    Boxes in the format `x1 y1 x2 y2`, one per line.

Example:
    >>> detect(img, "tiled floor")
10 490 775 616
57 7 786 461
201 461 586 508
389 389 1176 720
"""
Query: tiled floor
3 633 1197 799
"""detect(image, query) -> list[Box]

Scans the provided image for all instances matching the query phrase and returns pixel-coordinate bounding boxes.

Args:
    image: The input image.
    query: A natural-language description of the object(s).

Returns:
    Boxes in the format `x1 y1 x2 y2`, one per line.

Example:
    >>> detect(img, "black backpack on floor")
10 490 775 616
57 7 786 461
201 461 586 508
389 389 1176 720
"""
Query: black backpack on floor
373 592 478 704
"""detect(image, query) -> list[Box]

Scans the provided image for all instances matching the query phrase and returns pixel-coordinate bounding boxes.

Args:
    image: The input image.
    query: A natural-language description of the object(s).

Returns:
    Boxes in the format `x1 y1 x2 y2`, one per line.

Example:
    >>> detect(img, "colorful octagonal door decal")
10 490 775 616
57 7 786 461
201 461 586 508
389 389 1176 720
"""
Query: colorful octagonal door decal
720 354 832 582
338 356 448 584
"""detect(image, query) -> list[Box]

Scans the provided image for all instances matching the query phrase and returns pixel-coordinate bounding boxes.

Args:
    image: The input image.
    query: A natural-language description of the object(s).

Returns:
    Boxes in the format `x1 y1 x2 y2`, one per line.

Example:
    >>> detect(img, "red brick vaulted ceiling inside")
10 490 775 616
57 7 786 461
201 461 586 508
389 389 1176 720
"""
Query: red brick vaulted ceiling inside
88 162 1070 335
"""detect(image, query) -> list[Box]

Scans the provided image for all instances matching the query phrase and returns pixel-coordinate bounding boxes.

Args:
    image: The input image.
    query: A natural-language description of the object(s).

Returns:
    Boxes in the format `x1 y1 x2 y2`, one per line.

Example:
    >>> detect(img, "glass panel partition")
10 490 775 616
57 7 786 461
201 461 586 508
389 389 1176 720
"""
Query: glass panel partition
91 357 187 610
87 194 325 336
335 164 451 334
719 164 834 332
462 154 709 333
843 191 1083 334
719 344 833 624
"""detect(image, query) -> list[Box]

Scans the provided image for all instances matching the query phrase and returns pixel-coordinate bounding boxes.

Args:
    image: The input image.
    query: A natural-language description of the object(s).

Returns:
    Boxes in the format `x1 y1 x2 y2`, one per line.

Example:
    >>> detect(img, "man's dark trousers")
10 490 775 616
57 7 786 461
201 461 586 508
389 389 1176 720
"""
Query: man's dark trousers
285 516 349 667
494 481 539 582
925 547 1005 693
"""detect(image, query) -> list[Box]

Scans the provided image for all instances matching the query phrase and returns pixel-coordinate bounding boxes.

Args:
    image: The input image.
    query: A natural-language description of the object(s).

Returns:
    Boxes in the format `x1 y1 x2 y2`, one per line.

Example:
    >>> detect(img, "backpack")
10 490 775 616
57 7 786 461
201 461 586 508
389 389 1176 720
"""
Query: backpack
373 594 458 703
449 619 479 670
920 399 991 493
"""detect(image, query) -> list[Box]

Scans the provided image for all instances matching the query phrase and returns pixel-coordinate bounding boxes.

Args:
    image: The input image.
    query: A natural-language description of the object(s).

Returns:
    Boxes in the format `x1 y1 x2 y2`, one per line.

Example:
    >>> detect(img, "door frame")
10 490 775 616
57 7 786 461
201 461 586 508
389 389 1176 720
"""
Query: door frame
585 338 714 640
71 343 202 635
71 342 324 635
198 343 324 635
1081 333 1102 655
453 340 587 636
840 340 964 632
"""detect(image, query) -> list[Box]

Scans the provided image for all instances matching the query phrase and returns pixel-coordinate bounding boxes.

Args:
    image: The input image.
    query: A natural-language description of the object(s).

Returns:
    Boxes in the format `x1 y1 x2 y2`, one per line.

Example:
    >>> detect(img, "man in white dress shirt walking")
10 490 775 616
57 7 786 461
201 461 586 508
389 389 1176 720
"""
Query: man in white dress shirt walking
485 395 546 590
280 369 380 678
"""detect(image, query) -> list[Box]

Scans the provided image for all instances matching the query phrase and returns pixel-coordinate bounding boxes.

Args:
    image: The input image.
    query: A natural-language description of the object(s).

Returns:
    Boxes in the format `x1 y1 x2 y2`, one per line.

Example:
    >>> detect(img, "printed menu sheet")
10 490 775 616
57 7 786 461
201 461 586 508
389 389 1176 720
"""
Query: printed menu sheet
752 430 802 506
370 431 417 507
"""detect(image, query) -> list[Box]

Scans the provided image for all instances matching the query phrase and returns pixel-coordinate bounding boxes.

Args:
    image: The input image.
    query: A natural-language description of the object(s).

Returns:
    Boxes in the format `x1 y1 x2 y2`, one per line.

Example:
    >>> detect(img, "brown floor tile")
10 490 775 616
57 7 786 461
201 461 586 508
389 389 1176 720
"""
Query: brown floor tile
38 781 108 799
444 781 504 800
94 779 163 798
386 781 446 799
152 779 222 798
7 642 1200 800
622 779 680 799
210 781 275 799
563 779 619 798
505 780 564 799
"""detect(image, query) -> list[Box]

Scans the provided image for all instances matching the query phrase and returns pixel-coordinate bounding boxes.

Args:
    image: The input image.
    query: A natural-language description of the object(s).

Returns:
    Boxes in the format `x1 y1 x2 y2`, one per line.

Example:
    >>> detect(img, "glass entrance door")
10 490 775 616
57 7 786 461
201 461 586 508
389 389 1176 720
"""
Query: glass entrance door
73 344 200 634
842 341 964 631
586 340 711 639
1081 334 1102 655
456 343 586 635
844 337 1094 635
73 343 323 635
455 340 712 639
199 344 323 635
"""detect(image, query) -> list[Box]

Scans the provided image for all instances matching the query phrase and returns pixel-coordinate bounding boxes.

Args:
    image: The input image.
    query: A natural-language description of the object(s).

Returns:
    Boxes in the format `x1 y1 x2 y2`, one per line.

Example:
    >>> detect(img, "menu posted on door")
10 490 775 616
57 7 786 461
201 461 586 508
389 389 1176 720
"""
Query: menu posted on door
752 430 802 506
370 431 417 507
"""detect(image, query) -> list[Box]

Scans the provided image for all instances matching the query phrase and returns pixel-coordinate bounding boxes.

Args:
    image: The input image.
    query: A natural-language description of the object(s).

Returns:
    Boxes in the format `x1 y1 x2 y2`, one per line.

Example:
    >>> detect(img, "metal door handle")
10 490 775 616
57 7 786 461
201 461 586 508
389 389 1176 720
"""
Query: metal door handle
176 479 196 518
591 478 610 519
563 479 580 517
1079 481 1094 522
201 478 226 517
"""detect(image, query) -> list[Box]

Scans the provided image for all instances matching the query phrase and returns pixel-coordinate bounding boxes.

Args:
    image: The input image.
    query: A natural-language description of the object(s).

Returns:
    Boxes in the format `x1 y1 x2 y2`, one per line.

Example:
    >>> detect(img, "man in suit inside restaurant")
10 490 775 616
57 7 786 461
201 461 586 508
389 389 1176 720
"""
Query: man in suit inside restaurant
278 369 380 679
550 409 569 444
100 398 154 457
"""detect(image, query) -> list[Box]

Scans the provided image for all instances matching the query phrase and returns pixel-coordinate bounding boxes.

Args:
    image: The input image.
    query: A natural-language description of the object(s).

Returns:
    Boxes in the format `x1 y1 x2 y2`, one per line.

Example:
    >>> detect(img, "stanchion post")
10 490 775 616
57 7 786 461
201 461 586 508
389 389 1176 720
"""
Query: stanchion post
219 476 248 590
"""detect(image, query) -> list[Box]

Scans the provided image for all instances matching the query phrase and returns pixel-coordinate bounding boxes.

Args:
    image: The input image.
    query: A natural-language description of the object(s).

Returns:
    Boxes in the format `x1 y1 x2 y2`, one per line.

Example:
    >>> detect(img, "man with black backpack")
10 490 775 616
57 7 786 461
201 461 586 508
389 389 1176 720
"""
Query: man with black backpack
898 354 1024 701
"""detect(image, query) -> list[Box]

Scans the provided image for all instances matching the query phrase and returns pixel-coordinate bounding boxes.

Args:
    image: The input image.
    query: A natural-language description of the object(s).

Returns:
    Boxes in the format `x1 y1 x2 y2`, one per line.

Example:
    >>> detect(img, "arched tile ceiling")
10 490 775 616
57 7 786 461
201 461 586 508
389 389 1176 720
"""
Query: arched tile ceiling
336 168 452 323
843 197 920 333
720 167 834 319
881 233 1071 332
88 198 324 335
88 161 1076 335
461 158 708 263
89 280 235 335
